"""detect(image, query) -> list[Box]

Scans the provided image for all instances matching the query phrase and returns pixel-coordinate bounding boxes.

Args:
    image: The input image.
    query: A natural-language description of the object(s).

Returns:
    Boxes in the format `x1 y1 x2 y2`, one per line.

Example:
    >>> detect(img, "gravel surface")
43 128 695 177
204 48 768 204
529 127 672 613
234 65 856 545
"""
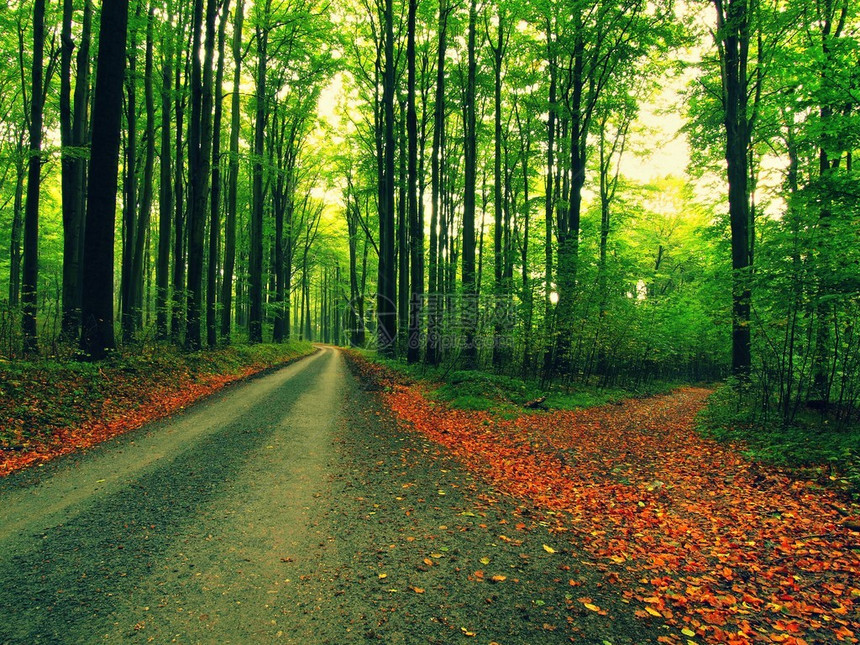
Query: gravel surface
0 347 673 644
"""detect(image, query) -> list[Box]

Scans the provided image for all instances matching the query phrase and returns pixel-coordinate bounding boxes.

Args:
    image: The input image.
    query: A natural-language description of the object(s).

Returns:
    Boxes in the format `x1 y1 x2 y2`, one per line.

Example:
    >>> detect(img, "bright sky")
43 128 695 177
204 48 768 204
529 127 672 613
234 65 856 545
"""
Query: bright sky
622 86 692 183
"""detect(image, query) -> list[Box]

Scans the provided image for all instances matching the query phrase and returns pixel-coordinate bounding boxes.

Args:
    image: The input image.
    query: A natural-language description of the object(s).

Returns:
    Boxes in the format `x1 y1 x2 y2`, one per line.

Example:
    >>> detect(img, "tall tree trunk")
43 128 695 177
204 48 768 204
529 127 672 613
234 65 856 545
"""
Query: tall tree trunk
131 6 156 335
397 100 409 348
811 0 848 400
207 0 231 347
272 114 286 343
249 0 270 344
346 182 362 346
60 0 91 341
220 0 244 342
714 0 753 381
9 137 25 308
185 0 217 350
377 0 397 355
461 0 479 368
552 27 586 374
426 0 448 365
156 0 175 341
492 8 506 368
22 0 46 355
80 0 130 359
515 102 533 373
171 11 190 343
542 24 556 378
406 0 422 364
121 2 140 343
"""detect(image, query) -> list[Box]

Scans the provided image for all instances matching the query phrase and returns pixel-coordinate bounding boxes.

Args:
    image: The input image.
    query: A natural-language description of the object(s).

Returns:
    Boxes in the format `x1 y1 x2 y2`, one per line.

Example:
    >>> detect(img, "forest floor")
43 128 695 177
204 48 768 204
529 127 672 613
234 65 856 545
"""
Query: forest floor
0 347 857 644
348 353 860 644
0 340 315 476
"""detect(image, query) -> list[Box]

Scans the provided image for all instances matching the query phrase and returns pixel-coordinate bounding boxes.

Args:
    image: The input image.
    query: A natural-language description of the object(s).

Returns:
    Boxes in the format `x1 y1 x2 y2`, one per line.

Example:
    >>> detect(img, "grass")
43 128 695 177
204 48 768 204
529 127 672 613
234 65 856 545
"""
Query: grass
0 340 315 451
356 350 682 415
698 384 860 497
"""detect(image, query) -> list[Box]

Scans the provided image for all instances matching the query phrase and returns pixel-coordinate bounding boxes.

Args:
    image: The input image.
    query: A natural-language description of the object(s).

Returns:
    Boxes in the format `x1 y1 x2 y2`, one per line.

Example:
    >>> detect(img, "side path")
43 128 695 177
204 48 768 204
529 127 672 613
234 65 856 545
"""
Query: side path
0 347 673 644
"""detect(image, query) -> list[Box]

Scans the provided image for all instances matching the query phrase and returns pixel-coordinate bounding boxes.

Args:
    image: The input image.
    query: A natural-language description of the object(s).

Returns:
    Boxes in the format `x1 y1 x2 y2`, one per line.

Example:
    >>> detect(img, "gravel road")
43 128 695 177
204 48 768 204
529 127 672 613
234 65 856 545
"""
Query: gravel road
0 347 671 644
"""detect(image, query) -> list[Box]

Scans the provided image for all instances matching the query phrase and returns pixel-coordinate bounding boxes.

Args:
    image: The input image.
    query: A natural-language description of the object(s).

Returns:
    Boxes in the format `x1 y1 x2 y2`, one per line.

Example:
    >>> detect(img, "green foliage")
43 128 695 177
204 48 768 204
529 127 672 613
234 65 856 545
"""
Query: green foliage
699 383 860 496
363 351 681 415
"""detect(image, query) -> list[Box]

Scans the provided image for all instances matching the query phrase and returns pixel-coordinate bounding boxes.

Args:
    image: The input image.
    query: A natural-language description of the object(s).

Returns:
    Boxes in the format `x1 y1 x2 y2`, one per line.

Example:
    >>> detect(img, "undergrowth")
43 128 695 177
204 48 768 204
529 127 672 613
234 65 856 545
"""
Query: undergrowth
0 341 314 451
357 350 682 414
698 383 860 497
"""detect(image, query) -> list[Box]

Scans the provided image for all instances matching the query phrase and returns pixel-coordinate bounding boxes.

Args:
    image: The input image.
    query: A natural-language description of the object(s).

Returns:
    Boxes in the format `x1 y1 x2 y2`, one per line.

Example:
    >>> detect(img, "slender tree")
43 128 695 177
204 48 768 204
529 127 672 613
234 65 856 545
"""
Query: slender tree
60 0 92 340
156 0 175 341
461 0 479 368
426 0 450 365
221 0 244 341
208 0 231 347
713 0 755 381
377 0 397 355
406 0 423 364
185 0 218 350
22 0 46 355
249 0 271 344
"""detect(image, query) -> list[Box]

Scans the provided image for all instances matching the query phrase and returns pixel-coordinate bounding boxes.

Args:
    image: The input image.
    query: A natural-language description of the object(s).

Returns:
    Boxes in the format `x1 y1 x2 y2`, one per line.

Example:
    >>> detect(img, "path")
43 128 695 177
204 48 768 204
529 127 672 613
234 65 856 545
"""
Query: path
0 347 676 644
6 349 851 644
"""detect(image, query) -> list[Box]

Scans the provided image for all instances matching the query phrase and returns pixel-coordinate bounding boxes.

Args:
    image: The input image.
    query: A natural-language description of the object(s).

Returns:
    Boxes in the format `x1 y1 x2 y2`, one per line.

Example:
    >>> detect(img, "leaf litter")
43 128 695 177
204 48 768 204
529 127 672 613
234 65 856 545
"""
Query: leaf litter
350 354 860 644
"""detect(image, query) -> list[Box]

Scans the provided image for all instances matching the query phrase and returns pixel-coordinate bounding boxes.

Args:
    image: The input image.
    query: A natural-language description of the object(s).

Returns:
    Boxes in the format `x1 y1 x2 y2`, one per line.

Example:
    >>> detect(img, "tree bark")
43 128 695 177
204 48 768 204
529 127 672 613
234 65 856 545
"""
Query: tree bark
249 0 271 344
185 0 218 350
156 0 175 341
377 0 397 355
120 2 140 343
426 0 448 365
80 0 130 359
22 0 46 355
60 0 92 341
207 0 231 347
9 135 25 308
171 6 190 342
461 0 479 368
714 0 753 381
406 0 422 364
131 6 156 336
220 0 244 342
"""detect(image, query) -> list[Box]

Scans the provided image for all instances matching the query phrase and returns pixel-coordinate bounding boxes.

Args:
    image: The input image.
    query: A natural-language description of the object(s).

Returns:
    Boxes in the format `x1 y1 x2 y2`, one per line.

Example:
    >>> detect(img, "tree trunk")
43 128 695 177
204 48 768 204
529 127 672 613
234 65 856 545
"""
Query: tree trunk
461 0 479 368
171 8 190 343
249 1 270 344
714 0 752 381
426 0 448 365
9 137 25 308
220 0 244 342
22 0 46 355
397 100 409 348
406 0 422 364
492 8 506 368
131 6 156 336
120 3 140 343
207 0 231 347
377 0 397 355
80 0 130 359
60 0 92 341
185 0 217 350
156 0 174 341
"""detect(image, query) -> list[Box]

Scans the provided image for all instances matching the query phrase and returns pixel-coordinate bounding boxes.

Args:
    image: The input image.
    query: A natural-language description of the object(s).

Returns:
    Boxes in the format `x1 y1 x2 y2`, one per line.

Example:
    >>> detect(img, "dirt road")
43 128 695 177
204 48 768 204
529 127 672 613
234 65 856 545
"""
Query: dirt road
0 347 672 644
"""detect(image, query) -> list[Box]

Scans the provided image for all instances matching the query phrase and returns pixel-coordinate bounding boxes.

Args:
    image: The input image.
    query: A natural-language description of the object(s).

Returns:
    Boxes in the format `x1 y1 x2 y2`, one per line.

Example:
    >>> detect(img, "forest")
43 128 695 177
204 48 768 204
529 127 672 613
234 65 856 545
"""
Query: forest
0 0 858 428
